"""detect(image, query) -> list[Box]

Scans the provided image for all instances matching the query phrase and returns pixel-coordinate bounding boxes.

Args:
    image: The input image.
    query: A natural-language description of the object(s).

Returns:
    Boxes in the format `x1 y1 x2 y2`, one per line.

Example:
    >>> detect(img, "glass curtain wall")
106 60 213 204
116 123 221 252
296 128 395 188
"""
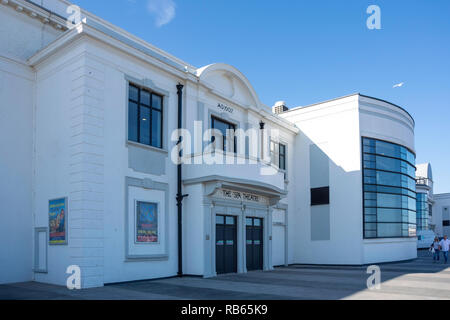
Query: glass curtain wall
362 137 417 239
416 193 429 231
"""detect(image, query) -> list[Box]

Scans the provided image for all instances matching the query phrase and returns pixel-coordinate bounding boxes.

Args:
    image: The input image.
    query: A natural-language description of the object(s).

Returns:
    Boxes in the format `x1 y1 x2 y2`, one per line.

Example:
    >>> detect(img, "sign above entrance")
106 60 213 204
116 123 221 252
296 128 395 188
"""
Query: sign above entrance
217 103 234 114
214 189 269 205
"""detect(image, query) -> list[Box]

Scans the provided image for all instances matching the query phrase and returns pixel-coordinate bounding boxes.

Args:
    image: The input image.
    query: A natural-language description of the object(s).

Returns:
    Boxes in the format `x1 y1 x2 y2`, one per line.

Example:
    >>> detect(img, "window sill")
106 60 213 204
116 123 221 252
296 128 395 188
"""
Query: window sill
125 254 169 262
127 140 168 155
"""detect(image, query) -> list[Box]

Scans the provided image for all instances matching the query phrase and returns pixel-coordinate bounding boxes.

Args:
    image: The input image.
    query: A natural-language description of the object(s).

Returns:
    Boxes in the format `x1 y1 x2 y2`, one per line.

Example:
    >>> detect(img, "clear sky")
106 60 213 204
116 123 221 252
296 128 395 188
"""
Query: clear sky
72 0 450 193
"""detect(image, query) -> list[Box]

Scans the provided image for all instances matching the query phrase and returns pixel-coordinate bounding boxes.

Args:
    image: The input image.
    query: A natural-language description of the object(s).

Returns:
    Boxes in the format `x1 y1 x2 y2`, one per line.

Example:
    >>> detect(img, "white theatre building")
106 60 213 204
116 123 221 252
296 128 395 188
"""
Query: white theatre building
0 0 419 288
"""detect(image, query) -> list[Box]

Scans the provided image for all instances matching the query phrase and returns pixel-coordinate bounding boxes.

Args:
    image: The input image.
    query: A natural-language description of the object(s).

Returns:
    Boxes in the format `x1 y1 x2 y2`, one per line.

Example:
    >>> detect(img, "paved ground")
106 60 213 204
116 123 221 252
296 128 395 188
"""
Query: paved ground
1 251 449 300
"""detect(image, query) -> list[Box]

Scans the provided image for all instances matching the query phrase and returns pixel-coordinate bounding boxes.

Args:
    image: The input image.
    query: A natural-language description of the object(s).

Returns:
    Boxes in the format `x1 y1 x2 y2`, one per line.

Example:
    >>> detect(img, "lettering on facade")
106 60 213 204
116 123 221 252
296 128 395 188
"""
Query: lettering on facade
218 103 234 114
221 189 261 203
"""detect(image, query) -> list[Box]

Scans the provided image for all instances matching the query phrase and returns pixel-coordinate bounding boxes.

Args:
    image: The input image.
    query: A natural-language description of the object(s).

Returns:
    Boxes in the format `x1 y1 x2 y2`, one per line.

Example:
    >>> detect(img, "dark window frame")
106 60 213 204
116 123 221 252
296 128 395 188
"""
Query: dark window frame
362 137 417 239
128 83 164 149
211 116 237 153
279 143 287 171
416 193 429 231
311 187 330 206
270 140 287 171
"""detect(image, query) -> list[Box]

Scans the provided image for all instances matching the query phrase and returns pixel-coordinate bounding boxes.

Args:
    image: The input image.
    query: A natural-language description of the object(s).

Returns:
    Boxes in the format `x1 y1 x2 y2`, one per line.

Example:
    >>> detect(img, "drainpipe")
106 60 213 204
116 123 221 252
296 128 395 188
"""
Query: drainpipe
176 83 188 277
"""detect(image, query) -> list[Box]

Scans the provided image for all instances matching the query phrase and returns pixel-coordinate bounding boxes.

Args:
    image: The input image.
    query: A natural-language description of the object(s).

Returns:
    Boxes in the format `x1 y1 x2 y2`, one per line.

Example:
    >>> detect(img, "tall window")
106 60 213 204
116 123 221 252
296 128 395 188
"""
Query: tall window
362 137 417 239
416 193 429 231
128 84 163 149
270 141 287 170
279 143 286 171
211 116 236 153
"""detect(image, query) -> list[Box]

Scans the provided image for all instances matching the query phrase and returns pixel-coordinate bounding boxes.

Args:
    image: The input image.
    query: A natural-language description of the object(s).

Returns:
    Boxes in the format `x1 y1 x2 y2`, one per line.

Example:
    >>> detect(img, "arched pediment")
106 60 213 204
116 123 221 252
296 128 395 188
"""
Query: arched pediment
197 63 262 109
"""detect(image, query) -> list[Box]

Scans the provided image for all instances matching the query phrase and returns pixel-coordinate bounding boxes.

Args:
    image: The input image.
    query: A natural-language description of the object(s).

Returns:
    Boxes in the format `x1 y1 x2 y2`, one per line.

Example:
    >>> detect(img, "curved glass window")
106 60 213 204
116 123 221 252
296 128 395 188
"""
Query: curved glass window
362 137 416 239
416 193 429 231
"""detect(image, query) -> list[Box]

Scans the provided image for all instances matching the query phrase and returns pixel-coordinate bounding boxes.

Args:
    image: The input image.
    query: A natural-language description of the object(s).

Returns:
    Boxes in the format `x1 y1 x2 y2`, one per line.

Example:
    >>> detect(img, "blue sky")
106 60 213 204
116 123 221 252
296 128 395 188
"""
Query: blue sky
72 0 450 193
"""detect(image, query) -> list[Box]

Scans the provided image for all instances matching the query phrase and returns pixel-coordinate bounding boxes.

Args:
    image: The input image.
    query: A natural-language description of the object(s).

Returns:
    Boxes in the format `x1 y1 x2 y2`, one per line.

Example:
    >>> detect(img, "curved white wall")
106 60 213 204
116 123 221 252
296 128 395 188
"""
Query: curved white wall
359 96 417 264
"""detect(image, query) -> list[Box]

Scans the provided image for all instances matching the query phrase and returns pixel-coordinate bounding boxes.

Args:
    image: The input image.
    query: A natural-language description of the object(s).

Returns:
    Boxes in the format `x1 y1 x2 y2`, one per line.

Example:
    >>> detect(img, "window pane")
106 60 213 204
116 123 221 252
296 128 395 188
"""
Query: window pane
128 101 138 142
152 94 162 110
406 151 415 165
311 187 330 206
226 216 235 225
225 129 235 153
151 110 162 148
365 230 376 238
377 193 402 208
375 140 401 158
408 224 417 237
279 144 286 170
140 90 150 106
376 156 399 172
211 117 235 152
376 170 401 187
280 155 286 170
377 208 402 222
254 219 262 227
416 193 429 231
280 144 286 156
216 216 224 224
139 106 150 145
377 223 402 237
129 85 139 101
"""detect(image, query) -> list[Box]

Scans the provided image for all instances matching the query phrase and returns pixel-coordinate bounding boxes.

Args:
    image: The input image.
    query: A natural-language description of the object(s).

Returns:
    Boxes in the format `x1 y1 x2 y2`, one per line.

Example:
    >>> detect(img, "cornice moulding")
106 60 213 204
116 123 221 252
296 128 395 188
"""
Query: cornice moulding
2 0 68 31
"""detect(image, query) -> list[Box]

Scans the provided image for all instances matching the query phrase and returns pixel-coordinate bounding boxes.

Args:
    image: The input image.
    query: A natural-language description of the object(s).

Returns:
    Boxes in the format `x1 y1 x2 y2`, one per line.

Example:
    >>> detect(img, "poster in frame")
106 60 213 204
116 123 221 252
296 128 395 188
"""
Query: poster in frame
135 201 159 244
49 197 68 245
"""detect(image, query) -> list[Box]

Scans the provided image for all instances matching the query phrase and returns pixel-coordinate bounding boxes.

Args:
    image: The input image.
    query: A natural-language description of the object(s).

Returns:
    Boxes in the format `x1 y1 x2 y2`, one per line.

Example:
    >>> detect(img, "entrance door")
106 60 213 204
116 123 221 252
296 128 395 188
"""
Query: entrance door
216 215 237 274
246 217 263 271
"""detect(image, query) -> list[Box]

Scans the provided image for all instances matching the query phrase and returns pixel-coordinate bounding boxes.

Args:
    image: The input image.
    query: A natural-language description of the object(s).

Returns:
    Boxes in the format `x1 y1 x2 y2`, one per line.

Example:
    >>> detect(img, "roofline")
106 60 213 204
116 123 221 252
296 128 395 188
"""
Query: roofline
23 0 196 71
23 0 68 21
434 193 450 198
282 93 360 114
280 93 415 126
26 22 299 135
359 94 415 126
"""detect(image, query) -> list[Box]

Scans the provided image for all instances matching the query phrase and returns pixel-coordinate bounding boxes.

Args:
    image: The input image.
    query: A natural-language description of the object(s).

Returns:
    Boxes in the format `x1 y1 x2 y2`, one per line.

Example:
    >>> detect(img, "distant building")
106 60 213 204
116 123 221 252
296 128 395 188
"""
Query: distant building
415 163 436 248
415 163 450 239
433 194 450 237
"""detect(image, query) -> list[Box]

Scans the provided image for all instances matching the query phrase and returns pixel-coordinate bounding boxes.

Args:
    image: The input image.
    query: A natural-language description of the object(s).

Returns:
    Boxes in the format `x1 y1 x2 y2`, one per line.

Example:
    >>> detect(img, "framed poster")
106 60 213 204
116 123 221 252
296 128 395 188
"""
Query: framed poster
49 198 68 245
136 201 158 243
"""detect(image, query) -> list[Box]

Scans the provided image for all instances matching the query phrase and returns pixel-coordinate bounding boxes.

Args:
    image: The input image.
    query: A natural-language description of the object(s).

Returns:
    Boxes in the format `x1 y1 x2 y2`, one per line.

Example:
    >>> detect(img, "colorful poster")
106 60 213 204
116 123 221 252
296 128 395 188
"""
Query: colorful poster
49 198 67 245
136 202 158 243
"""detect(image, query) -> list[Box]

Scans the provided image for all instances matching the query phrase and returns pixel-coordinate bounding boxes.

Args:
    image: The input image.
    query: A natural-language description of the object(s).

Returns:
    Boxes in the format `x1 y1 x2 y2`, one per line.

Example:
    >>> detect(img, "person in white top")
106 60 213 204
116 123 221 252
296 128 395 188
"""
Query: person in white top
439 235 450 264
430 237 441 262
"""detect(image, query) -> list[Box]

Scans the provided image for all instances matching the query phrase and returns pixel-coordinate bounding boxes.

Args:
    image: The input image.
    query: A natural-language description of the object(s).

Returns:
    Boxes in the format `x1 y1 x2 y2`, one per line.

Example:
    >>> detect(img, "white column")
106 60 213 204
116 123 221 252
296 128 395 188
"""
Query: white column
203 200 215 278
69 54 105 288
264 206 274 271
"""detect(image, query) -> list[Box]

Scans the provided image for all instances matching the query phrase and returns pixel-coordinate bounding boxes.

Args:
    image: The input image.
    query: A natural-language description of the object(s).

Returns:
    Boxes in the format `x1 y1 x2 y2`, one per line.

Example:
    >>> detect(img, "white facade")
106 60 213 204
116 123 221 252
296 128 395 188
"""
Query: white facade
279 94 418 265
433 194 450 237
0 0 421 288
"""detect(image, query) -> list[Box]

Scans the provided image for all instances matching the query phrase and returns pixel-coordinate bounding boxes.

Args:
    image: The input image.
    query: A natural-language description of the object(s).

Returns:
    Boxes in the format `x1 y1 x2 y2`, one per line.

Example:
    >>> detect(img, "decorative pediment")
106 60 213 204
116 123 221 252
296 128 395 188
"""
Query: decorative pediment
197 63 261 110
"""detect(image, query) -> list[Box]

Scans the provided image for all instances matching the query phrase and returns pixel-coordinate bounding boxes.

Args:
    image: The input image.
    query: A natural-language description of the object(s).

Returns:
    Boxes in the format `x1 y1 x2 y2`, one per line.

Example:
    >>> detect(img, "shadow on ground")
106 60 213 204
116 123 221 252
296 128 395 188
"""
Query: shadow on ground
0 251 449 300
